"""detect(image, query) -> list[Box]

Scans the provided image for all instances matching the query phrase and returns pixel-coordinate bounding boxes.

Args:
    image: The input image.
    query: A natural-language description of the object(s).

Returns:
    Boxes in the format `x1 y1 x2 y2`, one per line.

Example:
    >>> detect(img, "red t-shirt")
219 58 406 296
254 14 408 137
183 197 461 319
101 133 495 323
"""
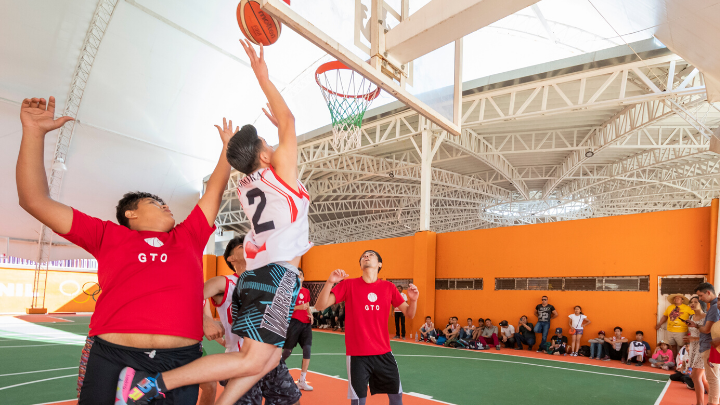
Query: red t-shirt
331 277 405 356
291 287 311 323
58 205 215 341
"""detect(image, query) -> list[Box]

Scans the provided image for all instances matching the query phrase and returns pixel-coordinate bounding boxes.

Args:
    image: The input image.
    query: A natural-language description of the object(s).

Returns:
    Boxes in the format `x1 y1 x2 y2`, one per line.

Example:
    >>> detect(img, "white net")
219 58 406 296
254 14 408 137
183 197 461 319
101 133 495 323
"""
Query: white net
316 62 380 151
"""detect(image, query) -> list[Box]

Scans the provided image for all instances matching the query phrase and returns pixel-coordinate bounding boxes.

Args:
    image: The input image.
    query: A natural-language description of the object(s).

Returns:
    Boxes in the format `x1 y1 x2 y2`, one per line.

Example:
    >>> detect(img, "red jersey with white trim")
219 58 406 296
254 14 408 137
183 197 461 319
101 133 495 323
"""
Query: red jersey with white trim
291 287 312 323
212 274 243 352
236 166 312 270
331 278 405 356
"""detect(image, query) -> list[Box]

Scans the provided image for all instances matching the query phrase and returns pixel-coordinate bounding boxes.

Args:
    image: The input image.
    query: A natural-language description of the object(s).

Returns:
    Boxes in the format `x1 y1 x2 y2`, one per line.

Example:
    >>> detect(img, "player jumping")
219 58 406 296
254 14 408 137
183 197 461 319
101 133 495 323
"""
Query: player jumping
117 40 312 405
315 250 418 405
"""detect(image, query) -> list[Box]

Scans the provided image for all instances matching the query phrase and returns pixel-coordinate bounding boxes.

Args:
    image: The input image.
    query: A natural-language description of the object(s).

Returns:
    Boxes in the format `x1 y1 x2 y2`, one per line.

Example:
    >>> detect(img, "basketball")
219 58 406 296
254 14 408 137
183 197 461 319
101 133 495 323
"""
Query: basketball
236 0 289 46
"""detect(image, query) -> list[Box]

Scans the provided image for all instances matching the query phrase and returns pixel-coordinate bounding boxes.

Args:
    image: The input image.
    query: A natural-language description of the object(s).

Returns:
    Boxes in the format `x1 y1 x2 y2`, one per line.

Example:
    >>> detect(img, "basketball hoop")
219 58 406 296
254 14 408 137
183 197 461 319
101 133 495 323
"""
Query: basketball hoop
315 61 380 151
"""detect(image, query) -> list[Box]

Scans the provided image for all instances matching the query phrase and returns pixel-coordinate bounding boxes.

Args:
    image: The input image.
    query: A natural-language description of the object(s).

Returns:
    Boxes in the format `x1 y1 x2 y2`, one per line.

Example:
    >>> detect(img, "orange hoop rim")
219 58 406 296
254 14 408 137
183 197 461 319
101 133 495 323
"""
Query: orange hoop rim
315 61 381 101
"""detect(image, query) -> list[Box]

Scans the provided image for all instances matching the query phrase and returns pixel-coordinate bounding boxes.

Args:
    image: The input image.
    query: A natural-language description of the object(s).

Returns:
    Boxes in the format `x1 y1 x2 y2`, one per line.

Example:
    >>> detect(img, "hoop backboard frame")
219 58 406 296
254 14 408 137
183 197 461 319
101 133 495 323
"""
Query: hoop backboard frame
258 0 462 135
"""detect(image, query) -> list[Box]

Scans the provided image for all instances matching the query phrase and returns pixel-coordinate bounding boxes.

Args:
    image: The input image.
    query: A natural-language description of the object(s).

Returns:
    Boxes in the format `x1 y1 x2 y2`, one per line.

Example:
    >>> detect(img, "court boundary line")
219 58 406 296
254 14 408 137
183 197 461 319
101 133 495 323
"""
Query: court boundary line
313 330 671 377
0 343 81 348
300 352 667 383
653 380 671 405
0 367 77 377
32 400 76 405
288 368 457 405
0 375 75 391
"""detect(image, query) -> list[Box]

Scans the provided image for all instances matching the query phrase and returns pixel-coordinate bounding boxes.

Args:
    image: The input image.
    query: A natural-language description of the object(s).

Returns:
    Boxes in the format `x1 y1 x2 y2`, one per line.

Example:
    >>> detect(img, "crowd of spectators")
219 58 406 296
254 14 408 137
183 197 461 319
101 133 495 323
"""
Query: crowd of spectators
308 283 720 404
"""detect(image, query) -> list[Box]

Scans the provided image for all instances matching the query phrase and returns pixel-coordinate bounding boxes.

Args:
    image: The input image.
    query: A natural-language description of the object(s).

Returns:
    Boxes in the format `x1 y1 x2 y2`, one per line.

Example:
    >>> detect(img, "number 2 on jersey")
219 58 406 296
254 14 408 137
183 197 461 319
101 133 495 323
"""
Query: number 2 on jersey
246 188 275 233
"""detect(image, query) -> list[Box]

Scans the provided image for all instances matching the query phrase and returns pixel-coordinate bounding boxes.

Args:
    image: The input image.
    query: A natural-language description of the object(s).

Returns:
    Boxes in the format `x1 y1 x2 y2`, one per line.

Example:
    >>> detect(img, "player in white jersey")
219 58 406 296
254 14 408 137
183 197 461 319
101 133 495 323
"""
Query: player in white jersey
202 235 301 405
121 40 310 405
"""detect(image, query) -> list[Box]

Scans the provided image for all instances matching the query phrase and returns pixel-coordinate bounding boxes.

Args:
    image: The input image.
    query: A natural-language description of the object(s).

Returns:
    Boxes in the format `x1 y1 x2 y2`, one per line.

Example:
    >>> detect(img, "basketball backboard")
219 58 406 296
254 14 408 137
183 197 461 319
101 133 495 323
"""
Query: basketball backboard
258 0 540 136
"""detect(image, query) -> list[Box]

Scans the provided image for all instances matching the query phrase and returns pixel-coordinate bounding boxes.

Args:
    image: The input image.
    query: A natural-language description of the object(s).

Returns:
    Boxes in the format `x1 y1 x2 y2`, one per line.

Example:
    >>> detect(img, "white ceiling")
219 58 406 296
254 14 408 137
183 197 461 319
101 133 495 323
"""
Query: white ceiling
1 0 719 259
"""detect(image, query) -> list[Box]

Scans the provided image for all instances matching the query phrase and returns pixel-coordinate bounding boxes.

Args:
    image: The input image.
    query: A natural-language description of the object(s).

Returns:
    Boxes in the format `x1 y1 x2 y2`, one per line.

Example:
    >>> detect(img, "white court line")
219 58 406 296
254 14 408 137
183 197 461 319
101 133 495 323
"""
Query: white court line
0 367 77 377
0 343 76 348
314 330 672 377
653 380 671 405
0 375 75 391
304 352 666 383
288 367 456 405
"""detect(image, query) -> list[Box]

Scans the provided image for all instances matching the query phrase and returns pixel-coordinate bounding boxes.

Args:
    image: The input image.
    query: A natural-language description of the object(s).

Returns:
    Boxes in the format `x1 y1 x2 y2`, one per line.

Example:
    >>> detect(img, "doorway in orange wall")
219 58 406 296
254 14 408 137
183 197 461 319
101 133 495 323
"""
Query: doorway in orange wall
656 275 706 344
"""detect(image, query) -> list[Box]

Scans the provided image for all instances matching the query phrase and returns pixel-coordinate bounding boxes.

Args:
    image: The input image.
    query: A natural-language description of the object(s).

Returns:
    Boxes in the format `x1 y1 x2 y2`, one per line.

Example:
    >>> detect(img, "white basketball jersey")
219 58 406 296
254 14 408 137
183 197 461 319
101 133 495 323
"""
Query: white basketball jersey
213 274 243 353
236 166 313 270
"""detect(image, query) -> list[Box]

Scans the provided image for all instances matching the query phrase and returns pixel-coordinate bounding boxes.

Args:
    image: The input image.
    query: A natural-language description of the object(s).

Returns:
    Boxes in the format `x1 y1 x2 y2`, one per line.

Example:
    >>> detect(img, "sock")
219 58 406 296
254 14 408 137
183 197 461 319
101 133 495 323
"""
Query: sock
300 371 307 381
388 393 403 405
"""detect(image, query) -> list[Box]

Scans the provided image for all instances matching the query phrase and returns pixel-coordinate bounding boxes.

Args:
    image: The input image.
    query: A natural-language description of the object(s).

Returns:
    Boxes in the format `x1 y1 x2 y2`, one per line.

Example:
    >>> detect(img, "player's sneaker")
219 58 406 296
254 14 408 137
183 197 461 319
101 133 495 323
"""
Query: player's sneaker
429 336 437 344
297 380 314 391
115 367 165 405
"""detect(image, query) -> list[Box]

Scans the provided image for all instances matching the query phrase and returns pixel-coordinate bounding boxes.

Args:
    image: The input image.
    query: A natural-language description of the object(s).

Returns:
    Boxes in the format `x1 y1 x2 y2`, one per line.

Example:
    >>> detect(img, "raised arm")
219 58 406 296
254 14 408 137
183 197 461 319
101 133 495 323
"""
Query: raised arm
16 97 75 234
239 40 297 190
315 269 348 311
197 118 234 226
398 283 418 319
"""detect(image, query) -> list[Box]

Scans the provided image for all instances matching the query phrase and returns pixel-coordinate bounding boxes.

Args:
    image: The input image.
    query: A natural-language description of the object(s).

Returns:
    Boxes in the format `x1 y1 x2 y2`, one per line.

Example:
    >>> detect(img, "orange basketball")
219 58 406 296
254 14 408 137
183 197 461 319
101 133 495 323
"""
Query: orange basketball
237 0 290 46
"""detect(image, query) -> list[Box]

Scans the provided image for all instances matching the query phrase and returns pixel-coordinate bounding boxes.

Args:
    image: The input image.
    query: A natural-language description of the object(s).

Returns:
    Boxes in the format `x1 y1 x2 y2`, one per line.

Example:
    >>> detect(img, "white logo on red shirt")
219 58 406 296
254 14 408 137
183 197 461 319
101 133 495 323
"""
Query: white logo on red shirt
299 293 304 299
144 237 164 247
367 293 377 302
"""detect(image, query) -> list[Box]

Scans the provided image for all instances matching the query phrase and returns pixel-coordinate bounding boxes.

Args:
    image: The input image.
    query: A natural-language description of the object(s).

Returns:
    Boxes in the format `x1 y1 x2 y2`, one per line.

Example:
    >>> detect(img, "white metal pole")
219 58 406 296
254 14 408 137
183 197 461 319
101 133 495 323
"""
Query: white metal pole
419 117 431 231
714 203 720 293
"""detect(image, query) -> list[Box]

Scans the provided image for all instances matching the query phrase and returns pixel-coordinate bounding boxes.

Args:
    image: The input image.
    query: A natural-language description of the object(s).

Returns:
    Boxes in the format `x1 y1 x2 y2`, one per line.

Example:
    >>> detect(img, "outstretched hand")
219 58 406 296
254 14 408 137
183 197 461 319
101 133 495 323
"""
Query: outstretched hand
214 117 238 146
20 97 74 133
239 39 269 82
328 269 349 284
406 283 419 301
263 103 279 128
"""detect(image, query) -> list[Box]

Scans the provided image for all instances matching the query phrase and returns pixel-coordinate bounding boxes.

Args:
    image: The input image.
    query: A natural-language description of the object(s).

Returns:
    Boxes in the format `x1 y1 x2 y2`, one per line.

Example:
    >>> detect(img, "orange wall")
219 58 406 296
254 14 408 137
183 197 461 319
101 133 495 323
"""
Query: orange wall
0 268 99 313
302 236 415 281
435 207 711 346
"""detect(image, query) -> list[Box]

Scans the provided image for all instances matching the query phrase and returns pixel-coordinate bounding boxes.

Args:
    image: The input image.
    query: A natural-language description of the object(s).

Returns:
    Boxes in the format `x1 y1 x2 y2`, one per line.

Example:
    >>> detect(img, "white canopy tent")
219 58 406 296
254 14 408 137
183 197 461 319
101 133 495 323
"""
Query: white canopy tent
1 0 718 261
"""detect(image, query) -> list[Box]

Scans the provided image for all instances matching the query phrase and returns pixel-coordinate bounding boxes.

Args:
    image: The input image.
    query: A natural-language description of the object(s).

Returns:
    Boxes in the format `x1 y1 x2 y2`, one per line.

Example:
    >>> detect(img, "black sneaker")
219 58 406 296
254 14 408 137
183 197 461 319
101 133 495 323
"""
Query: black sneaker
116 367 165 405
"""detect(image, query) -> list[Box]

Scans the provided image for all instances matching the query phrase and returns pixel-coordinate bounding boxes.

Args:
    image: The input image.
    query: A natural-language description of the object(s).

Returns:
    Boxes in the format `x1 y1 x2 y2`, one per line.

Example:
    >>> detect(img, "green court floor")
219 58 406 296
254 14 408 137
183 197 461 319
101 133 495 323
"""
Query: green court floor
0 316 668 405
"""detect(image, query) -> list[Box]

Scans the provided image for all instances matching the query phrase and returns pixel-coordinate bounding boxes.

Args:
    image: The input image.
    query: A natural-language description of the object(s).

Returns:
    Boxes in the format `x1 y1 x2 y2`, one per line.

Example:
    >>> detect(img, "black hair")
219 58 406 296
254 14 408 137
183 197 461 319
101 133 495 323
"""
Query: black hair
223 235 245 272
695 282 716 295
636 331 644 336
116 192 165 228
574 305 583 314
478 318 485 323
359 250 383 272
691 295 707 311
485 318 492 323
297 267 304 275
467 318 472 321
542 295 548 299
520 315 528 320
425 315 431 319
614 326 623 332
226 125 264 175
451 316 458 321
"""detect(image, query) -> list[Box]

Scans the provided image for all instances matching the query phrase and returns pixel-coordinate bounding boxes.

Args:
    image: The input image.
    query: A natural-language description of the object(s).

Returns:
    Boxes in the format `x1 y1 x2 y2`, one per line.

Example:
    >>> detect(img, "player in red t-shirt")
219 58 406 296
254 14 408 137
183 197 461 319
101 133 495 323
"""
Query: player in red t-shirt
280 268 314 391
315 250 419 405
15 96 234 404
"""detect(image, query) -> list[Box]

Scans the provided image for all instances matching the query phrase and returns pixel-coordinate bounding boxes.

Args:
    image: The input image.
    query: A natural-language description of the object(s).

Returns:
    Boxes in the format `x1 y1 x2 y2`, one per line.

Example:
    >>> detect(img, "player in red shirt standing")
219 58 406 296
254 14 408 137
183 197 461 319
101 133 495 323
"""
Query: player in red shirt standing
281 268 314 391
315 250 418 405
15 97 233 404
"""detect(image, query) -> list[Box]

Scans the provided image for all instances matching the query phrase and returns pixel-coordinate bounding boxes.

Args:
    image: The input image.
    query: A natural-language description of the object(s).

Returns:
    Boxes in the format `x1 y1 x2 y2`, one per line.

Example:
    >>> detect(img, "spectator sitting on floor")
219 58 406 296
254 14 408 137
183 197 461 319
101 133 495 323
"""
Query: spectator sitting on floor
334 301 345 331
479 318 501 350
459 318 475 341
602 326 629 362
656 293 694 359
471 318 485 341
547 327 568 356
514 315 535 351
419 316 437 343
588 331 605 360
443 316 461 345
499 320 515 348
625 331 651 366
650 340 676 370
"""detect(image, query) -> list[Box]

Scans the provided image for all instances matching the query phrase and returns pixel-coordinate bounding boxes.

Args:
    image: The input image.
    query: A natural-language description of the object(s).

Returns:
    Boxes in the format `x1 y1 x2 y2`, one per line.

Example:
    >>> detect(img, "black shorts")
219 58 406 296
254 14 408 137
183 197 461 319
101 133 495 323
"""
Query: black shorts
283 318 313 350
77 336 202 405
233 359 301 405
232 262 300 347
346 352 402 399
